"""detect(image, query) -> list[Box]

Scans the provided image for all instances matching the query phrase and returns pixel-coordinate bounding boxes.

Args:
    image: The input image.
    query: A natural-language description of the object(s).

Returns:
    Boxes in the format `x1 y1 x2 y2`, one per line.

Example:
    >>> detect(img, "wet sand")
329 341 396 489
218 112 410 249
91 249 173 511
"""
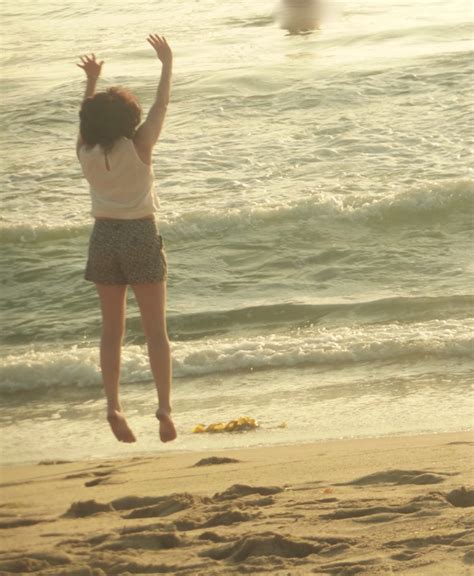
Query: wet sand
0 431 473 575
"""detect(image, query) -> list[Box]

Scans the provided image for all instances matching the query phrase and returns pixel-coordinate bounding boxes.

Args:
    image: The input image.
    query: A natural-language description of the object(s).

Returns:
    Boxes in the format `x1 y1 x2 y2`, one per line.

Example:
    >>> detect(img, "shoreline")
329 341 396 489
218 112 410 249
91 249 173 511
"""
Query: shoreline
1 430 473 575
3 426 473 468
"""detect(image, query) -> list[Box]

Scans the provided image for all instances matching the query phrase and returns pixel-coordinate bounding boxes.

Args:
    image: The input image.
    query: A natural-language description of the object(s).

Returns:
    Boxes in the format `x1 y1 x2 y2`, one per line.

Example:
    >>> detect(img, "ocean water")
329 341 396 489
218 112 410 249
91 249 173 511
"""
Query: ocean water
1 0 473 464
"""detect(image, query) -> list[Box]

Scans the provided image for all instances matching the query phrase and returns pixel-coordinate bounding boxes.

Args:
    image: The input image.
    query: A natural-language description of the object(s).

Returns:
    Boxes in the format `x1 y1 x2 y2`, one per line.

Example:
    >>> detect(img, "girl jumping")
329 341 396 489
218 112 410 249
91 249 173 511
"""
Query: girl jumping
76 35 177 444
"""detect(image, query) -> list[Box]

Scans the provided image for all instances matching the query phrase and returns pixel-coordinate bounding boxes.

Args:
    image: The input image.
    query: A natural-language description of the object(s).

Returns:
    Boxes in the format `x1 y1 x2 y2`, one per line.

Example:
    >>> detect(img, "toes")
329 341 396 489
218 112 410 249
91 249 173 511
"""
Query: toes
159 419 177 443
107 412 136 443
122 430 137 443
155 409 177 442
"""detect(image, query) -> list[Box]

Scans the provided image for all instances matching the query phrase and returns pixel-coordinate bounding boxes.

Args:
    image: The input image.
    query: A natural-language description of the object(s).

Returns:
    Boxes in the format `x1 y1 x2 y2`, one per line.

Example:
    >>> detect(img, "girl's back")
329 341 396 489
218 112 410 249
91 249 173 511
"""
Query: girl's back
78 137 157 218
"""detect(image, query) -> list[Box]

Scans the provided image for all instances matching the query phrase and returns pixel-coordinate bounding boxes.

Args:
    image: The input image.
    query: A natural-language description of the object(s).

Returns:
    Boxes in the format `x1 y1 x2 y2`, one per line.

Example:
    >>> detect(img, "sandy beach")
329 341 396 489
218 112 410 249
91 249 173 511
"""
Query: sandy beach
1 1 473 574
1 431 473 575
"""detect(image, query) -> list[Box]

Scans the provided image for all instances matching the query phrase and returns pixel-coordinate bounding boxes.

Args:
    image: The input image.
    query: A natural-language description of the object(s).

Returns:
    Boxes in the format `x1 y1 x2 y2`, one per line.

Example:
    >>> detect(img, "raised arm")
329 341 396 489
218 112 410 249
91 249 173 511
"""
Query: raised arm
134 35 173 165
76 54 104 155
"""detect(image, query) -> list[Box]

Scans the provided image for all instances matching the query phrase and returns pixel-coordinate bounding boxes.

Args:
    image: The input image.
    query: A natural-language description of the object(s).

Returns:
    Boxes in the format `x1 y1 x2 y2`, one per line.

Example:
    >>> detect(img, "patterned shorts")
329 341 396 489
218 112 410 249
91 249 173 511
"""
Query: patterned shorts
85 218 167 285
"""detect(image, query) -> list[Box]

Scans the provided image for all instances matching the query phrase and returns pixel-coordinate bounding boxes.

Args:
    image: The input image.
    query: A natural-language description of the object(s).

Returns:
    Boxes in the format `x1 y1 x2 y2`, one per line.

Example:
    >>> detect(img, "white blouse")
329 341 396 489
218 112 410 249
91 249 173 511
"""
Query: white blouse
78 137 159 219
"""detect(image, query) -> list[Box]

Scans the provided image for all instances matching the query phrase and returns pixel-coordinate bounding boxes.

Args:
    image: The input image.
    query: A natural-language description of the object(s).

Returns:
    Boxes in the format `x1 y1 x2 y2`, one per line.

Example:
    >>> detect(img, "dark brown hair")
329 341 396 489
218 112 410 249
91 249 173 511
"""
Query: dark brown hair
79 87 141 150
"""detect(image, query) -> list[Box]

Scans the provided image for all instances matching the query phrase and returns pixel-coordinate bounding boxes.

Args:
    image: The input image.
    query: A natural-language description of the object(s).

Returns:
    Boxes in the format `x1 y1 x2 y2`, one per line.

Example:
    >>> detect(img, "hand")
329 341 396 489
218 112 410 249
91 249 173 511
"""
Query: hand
147 34 172 66
76 54 104 80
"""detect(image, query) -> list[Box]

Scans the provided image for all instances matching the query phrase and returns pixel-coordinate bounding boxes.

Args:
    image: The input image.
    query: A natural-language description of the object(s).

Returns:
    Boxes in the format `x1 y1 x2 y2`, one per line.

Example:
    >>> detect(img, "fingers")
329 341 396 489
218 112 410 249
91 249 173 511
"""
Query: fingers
77 54 103 66
147 35 158 47
147 34 167 48
76 53 104 75
78 54 96 63
77 56 88 70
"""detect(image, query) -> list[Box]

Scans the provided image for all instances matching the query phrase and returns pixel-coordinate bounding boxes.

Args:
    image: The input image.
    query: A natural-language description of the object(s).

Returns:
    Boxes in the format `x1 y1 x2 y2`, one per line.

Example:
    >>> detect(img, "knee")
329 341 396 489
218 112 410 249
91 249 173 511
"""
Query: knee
145 327 169 348
101 321 125 344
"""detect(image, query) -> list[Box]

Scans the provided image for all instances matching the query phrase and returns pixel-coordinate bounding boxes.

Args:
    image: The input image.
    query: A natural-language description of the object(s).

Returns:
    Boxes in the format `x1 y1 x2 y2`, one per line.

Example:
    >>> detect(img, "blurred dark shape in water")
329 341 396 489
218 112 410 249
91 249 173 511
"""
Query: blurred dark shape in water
276 0 322 34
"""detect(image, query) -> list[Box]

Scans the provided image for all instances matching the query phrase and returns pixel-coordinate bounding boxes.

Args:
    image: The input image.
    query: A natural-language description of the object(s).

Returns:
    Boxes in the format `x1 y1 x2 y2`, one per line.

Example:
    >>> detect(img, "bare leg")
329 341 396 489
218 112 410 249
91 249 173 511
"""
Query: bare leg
96 283 136 443
132 282 177 443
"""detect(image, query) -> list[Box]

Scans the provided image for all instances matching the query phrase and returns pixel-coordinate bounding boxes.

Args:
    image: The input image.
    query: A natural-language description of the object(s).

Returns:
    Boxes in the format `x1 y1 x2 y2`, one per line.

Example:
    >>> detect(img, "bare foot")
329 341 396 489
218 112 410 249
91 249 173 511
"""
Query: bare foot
107 410 137 443
156 408 177 443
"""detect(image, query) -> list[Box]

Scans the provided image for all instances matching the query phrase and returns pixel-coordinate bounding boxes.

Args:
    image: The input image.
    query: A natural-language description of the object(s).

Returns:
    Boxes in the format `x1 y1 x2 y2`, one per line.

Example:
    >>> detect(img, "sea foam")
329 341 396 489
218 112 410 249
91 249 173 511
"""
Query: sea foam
1 178 471 245
1 318 472 393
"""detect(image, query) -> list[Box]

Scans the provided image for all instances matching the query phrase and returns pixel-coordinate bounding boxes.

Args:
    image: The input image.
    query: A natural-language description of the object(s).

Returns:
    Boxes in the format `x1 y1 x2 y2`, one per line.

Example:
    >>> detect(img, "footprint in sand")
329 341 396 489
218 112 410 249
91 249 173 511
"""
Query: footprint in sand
197 509 256 529
116 507 257 535
464 550 474 566
391 549 420 561
199 531 356 563
84 477 111 487
63 500 114 518
384 528 474 551
339 468 455 486
84 469 122 488
320 503 422 523
192 456 241 467
38 460 72 466
123 494 202 519
445 487 474 508
0 517 48 529
63 493 209 521
112 495 176 511
64 465 118 485
213 484 284 501
64 472 90 480
0 552 74 575
198 531 231 543
319 556 387 575
96 531 182 552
